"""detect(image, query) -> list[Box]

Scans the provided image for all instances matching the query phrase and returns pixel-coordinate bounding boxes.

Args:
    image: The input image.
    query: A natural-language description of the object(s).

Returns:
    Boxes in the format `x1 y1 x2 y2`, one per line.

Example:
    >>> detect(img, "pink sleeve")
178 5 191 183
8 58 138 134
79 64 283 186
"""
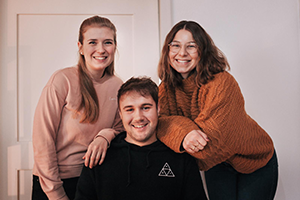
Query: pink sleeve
32 82 68 199
94 109 124 144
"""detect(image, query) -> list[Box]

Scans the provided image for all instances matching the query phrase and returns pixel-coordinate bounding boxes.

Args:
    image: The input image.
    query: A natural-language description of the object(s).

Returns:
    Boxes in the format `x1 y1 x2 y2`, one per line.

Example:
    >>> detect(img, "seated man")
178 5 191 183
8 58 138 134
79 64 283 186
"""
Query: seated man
75 77 208 200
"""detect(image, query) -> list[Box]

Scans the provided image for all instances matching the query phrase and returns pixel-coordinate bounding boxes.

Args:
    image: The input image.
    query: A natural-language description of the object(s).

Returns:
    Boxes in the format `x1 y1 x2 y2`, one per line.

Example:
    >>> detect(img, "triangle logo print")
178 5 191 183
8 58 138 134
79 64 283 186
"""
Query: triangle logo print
158 162 175 177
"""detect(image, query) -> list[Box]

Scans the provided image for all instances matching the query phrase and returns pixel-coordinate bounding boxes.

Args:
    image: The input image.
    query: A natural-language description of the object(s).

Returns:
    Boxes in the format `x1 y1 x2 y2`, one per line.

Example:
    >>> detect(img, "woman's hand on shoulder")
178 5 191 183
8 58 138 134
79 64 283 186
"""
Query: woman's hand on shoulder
183 130 209 154
83 136 109 168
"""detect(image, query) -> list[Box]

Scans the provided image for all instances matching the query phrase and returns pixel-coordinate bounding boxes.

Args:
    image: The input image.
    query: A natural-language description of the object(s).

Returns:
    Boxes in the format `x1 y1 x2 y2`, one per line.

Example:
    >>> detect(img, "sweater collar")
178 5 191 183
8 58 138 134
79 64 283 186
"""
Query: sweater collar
181 72 198 93
76 65 111 84
91 71 111 84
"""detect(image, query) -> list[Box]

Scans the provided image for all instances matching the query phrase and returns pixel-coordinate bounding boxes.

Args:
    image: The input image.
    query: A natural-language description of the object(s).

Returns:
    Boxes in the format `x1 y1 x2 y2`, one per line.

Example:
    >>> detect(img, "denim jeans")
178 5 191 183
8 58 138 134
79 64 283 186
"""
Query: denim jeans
205 150 278 200
31 175 79 200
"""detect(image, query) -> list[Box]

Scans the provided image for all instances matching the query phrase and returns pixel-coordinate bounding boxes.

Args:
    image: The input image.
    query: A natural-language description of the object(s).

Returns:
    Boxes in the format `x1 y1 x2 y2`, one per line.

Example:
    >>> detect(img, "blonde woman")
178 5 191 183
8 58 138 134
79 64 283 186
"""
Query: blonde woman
32 16 123 200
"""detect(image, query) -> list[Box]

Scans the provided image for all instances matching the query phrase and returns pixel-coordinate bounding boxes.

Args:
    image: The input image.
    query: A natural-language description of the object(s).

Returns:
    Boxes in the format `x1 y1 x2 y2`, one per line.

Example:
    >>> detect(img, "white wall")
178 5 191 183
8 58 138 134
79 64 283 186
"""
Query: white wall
170 0 300 199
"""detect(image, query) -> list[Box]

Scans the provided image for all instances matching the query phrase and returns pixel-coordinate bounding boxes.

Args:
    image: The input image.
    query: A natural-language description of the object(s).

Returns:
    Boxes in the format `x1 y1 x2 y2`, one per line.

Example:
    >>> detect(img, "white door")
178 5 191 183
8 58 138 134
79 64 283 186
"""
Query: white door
0 0 171 199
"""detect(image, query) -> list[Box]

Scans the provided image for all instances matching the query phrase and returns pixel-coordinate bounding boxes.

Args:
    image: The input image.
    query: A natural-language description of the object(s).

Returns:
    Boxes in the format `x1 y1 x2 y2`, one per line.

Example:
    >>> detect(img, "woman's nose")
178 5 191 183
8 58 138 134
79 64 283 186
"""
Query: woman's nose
178 45 188 56
96 44 106 53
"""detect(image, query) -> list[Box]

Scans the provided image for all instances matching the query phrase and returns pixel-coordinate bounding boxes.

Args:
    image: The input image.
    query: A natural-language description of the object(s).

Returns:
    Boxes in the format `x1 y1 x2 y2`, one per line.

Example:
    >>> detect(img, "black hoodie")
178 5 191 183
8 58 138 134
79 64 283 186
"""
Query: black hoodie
75 132 207 200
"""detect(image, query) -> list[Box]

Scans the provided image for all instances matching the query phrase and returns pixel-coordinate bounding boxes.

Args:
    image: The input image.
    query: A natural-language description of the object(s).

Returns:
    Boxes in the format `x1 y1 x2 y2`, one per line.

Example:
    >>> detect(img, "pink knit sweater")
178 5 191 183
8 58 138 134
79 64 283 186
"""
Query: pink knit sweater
157 71 274 174
32 66 123 200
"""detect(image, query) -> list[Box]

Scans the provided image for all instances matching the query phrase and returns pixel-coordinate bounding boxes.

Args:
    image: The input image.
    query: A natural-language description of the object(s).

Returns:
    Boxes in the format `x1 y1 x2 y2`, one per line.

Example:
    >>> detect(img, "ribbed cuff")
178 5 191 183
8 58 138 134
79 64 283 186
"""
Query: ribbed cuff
94 128 117 146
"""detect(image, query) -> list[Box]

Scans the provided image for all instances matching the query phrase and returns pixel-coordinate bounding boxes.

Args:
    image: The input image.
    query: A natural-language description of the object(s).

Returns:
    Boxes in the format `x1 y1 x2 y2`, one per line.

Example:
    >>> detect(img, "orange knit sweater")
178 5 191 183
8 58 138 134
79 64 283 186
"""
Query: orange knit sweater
157 71 274 174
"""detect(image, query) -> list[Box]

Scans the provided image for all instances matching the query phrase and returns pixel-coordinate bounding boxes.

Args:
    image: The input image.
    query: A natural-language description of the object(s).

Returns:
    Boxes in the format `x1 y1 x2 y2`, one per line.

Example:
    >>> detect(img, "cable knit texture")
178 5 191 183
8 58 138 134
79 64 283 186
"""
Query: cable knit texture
157 71 274 174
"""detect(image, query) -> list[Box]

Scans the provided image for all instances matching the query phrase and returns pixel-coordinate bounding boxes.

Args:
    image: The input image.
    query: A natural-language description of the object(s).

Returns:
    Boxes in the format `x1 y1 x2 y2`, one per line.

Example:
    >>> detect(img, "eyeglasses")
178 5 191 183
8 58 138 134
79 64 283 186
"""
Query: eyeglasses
168 42 198 54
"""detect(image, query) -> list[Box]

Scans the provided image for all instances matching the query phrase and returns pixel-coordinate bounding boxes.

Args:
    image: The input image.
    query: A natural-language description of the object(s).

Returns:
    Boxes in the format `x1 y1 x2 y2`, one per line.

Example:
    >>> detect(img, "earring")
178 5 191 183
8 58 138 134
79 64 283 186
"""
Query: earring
80 52 83 55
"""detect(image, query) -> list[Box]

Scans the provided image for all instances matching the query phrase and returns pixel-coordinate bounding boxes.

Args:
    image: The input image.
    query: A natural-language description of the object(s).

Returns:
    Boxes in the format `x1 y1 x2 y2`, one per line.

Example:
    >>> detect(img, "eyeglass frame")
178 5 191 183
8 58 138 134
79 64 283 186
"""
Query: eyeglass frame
168 41 198 54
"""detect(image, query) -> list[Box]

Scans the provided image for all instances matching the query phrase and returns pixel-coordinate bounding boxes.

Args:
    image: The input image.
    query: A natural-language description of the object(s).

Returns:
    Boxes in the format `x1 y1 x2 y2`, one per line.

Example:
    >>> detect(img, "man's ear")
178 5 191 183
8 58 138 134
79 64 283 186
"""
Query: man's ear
118 109 123 120
157 102 160 115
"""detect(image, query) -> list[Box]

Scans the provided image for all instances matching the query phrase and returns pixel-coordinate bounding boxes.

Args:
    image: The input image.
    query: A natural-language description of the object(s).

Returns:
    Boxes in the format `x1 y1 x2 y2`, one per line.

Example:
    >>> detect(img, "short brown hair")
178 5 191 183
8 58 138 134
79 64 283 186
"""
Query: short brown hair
117 77 158 108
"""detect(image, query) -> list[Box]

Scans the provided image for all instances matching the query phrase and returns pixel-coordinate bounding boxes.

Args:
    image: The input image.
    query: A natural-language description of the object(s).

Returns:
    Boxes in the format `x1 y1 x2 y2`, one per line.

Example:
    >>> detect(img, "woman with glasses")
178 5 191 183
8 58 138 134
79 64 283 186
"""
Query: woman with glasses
157 20 278 200
31 16 124 200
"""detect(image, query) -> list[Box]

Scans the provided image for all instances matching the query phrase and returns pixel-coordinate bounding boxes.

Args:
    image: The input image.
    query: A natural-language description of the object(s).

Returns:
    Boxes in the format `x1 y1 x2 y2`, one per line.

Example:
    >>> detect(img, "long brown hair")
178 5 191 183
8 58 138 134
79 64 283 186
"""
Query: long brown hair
158 20 230 87
76 15 117 123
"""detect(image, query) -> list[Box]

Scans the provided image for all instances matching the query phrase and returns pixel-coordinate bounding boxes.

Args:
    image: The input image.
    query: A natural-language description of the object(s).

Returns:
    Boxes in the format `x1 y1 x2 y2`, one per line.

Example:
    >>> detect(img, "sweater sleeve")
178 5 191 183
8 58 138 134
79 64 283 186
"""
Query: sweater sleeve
94 111 124 145
32 74 69 200
158 73 249 171
194 73 274 172
191 73 242 170
157 83 200 153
